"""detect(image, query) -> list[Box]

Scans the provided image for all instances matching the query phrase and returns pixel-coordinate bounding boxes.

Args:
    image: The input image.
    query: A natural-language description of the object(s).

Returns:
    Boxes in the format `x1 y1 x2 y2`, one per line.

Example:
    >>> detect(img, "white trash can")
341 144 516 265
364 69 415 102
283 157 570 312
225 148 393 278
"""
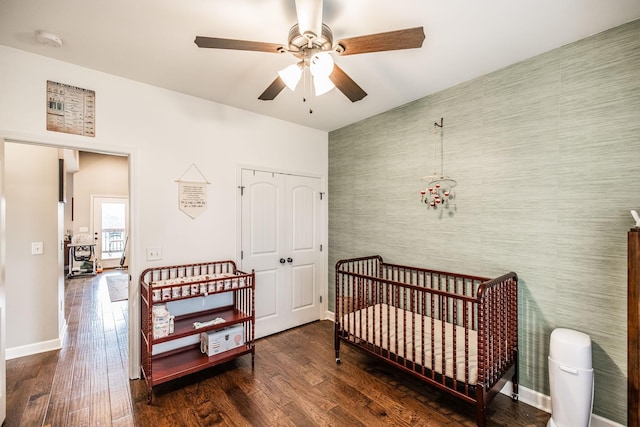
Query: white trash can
547 328 594 427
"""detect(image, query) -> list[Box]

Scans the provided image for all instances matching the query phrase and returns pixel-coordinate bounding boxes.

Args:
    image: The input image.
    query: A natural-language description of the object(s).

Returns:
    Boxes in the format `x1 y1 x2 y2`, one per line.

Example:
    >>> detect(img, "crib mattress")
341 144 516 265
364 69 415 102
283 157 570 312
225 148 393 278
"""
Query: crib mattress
341 303 478 385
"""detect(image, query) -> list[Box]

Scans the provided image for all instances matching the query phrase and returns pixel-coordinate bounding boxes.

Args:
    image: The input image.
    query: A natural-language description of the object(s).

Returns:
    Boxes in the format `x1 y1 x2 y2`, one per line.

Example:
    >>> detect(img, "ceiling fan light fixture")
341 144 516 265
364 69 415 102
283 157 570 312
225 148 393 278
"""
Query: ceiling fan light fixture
313 75 335 96
310 52 334 78
278 62 303 91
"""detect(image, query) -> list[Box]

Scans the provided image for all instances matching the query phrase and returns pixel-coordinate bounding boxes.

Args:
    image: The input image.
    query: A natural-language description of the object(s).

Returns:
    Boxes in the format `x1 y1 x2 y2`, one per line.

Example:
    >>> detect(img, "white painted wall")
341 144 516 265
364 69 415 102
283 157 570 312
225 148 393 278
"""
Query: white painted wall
0 45 328 371
4 143 62 351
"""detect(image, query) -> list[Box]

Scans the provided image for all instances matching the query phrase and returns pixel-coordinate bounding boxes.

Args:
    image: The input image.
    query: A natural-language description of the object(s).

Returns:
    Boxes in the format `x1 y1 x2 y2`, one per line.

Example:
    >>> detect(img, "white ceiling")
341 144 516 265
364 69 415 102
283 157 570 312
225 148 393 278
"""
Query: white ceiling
1 0 639 132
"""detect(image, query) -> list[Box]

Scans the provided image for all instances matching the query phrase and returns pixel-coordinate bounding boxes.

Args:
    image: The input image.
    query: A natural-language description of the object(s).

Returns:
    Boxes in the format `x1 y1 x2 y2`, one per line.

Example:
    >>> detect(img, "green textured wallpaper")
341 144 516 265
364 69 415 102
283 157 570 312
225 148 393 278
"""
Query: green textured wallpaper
328 19 640 424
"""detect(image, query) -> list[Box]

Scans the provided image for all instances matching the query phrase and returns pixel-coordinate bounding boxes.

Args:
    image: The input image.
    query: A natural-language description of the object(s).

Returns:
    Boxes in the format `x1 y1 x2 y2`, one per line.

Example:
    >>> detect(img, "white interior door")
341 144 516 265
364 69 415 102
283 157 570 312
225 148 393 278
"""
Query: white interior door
240 169 323 339
91 196 129 269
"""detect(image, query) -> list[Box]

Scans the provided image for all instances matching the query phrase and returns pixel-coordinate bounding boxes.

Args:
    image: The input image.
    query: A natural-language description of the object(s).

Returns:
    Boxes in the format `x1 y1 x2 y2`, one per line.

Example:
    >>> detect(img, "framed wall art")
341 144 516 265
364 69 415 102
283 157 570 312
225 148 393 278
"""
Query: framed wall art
46 80 95 137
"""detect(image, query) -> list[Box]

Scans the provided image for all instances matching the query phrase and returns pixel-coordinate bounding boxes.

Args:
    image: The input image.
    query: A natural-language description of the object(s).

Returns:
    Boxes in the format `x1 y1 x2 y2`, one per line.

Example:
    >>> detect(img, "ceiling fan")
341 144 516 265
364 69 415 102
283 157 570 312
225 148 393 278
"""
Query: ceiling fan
194 0 425 103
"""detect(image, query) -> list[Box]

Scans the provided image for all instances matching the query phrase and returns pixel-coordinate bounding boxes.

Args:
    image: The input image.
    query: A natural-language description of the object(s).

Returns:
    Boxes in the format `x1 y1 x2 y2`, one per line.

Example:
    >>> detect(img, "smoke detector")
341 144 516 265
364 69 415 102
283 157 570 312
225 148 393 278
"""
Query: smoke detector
35 31 63 48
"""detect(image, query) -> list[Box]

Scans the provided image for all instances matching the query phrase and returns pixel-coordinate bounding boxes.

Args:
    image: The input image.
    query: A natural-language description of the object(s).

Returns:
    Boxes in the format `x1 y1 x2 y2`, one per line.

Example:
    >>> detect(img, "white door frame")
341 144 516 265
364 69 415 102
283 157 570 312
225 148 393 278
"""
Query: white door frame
0 131 141 382
236 164 328 324
0 138 6 423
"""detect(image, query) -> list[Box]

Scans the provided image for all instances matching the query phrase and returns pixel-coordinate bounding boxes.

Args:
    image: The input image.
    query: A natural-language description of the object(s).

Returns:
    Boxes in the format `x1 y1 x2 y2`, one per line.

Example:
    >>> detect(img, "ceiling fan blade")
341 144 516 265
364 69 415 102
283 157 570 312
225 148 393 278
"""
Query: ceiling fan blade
258 76 287 101
336 27 425 56
329 64 367 102
195 36 285 53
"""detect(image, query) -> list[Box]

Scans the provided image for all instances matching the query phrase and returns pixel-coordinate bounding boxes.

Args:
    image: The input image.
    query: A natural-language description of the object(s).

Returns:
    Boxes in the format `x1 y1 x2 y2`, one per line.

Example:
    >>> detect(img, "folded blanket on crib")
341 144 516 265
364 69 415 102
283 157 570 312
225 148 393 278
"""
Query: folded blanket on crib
341 303 478 385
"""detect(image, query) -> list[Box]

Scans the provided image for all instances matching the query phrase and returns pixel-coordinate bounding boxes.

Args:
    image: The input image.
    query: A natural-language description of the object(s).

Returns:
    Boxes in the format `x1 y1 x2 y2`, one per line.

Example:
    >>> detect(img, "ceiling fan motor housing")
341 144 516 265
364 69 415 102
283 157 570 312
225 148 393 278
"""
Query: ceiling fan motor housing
288 23 333 59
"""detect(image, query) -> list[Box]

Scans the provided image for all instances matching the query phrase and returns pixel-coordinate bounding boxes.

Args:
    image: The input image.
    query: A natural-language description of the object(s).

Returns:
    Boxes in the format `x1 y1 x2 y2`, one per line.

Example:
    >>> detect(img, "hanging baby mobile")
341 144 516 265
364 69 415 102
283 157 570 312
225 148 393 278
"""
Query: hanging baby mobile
420 117 457 211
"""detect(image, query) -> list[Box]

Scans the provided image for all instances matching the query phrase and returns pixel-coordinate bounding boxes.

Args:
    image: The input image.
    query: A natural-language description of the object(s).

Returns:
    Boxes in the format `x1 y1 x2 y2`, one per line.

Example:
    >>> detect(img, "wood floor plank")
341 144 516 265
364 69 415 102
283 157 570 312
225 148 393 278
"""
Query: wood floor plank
90 383 112 426
223 381 286 427
43 397 71 427
6 271 551 427
278 399 330 427
5 376 36 426
23 356 59 424
66 407 90 427
186 399 232 426
20 391 50 427
112 413 136 427
67 347 91 414
109 384 133 421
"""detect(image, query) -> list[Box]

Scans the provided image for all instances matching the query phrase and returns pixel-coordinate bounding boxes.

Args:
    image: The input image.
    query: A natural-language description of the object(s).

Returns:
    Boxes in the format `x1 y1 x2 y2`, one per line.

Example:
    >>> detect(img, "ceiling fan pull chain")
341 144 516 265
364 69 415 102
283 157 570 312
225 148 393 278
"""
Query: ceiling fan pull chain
306 64 313 114
303 53 310 109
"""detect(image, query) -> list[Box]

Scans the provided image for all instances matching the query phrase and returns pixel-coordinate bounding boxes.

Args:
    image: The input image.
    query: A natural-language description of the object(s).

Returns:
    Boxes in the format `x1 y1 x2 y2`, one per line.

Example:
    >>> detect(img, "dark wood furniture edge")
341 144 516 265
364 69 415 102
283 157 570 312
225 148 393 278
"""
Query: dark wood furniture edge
629 228 640 427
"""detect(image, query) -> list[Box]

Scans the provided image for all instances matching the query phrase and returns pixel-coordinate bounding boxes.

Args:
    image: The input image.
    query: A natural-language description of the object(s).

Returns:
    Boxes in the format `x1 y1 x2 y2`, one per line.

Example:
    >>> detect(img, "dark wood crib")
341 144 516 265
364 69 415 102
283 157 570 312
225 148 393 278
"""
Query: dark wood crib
334 255 518 427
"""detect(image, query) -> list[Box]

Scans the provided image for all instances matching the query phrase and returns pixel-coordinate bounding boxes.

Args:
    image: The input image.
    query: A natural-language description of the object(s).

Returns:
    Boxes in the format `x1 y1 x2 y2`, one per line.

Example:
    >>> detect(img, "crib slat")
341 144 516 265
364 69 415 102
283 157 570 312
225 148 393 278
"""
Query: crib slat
452 276 458 389
430 275 436 381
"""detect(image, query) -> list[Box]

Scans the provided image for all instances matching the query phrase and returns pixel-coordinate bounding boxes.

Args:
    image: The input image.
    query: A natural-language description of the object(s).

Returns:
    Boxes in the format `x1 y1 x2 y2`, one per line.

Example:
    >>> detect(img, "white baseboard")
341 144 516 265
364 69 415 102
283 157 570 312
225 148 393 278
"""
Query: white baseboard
500 381 551 413
500 381 623 427
327 311 622 427
325 310 335 322
6 338 62 360
5 319 67 360
590 414 625 427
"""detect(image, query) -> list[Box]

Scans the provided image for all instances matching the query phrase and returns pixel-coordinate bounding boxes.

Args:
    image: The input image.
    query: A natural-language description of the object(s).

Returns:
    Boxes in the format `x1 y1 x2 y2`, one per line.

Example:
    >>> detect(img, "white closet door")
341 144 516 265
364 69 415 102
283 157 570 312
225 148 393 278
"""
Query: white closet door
241 169 323 339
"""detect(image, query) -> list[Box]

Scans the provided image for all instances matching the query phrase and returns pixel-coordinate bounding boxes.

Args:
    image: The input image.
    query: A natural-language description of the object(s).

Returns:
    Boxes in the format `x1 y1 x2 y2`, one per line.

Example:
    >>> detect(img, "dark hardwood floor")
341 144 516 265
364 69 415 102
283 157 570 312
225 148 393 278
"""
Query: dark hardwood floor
6 272 550 426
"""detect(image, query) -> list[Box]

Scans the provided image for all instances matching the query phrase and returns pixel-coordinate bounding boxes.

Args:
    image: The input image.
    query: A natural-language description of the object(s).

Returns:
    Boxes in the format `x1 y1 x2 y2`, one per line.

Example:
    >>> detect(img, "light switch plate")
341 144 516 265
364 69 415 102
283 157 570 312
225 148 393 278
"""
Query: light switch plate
32 242 43 255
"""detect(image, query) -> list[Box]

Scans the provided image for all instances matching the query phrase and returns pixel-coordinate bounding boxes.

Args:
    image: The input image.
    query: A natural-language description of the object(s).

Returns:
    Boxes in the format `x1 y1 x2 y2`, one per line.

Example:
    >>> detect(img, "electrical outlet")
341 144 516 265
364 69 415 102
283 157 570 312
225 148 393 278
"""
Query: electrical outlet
146 247 162 261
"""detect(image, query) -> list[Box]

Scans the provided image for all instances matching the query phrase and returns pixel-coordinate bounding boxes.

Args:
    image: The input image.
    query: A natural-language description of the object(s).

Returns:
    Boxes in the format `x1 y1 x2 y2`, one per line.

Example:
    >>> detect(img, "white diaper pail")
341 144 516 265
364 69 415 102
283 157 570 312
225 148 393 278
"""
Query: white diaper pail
547 328 594 427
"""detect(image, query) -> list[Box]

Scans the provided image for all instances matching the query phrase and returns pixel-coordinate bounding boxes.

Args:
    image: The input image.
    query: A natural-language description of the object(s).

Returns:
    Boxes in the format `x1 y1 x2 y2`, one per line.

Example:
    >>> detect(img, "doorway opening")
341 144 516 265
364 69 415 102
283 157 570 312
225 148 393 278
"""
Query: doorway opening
2 142 134 379
92 196 129 269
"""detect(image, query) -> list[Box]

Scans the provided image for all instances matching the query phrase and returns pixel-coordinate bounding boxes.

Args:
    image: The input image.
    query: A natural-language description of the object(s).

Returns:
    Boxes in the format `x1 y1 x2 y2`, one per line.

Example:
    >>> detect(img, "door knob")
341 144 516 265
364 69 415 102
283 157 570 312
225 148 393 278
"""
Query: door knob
280 258 286 264
287 257 293 263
